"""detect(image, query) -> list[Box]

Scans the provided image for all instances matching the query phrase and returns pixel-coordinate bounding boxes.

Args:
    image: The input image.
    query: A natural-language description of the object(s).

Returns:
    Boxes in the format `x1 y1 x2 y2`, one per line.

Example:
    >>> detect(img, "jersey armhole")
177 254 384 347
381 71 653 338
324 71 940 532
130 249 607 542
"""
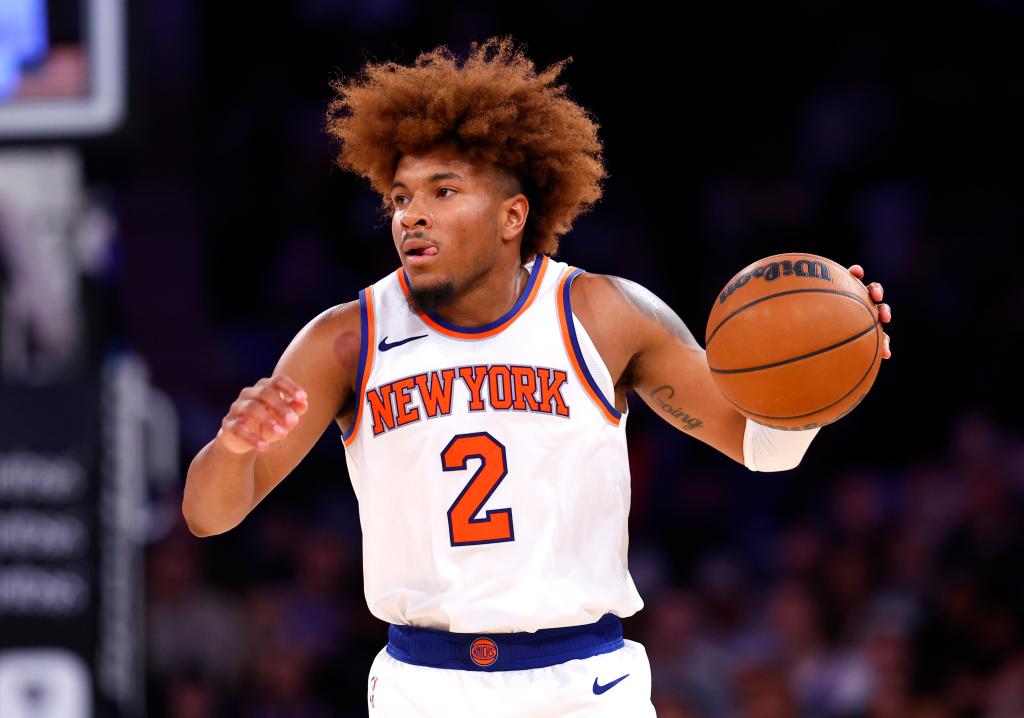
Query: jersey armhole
556 268 623 426
342 286 376 445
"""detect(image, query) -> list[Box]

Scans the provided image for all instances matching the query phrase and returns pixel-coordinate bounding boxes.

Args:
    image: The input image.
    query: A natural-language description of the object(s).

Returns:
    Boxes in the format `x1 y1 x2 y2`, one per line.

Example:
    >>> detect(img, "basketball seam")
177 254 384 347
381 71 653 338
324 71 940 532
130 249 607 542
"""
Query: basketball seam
717 319 881 420
706 288 872 347
709 318 880 374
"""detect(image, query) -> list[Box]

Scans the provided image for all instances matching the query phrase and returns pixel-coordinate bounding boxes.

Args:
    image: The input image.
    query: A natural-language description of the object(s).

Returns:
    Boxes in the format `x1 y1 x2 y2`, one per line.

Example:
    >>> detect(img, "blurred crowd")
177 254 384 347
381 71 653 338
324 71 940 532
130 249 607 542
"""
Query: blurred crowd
638 410 1024 718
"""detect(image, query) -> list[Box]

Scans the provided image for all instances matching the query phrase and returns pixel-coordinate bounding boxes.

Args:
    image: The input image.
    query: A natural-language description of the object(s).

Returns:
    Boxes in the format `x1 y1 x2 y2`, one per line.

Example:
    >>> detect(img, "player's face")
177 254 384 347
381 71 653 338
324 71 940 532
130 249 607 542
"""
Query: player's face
389 149 512 305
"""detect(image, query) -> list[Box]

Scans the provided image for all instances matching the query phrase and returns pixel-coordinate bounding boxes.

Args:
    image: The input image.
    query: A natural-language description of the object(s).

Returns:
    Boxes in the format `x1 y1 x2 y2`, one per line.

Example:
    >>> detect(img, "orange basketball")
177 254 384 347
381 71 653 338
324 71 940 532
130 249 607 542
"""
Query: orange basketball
705 253 883 430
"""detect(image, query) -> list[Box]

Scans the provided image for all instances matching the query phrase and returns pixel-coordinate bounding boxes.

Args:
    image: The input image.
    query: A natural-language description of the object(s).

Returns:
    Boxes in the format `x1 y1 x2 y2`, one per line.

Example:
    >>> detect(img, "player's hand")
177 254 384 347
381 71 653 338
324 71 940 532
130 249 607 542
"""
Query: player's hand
848 264 892 359
215 375 309 454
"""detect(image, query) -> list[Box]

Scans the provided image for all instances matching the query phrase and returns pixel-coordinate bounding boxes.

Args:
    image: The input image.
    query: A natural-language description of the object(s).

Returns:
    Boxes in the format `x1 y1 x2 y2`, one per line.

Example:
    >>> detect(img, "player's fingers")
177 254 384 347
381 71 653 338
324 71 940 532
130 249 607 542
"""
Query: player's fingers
238 398 290 439
272 374 308 404
285 392 309 416
883 333 892 358
220 419 269 452
878 303 891 322
869 282 883 302
848 264 864 279
255 385 301 427
266 378 308 419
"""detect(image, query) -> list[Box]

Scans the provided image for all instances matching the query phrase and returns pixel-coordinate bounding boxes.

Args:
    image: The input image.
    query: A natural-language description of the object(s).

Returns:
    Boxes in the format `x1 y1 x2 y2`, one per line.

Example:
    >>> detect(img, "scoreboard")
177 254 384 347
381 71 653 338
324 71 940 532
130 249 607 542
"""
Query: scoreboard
0 0 126 139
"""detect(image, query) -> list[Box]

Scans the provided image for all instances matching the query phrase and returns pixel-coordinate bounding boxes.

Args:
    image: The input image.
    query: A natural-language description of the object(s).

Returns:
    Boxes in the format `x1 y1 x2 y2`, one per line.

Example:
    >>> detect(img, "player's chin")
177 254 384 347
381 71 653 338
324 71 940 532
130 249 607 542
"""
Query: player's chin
405 271 457 314
406 272 449 294
402 257 451 291
403 257 451 288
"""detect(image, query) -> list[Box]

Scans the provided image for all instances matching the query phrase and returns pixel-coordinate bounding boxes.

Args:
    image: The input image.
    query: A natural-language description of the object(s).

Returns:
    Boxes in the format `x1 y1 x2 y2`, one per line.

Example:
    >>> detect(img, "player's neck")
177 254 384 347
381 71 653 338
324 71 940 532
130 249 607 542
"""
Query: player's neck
432 257 530 328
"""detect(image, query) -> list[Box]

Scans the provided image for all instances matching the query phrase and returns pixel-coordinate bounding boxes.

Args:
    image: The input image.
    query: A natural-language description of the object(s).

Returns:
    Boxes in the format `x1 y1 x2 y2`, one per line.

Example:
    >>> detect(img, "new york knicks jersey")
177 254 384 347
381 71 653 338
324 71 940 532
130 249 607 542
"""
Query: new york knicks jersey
341 254 644 633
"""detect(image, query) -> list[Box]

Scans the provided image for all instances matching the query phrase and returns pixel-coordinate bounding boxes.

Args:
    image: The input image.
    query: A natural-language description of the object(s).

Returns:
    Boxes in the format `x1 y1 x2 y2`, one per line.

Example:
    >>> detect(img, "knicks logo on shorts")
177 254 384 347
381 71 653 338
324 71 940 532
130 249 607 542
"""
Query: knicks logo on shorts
470 637 498 666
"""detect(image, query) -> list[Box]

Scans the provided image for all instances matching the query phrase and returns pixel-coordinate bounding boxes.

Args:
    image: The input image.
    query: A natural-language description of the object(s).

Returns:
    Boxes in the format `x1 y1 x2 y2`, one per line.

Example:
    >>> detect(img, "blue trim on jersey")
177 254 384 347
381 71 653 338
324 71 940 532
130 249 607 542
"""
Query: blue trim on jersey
403 254 546 334
561 269 623 420
341 288 369 441
385 613 624 672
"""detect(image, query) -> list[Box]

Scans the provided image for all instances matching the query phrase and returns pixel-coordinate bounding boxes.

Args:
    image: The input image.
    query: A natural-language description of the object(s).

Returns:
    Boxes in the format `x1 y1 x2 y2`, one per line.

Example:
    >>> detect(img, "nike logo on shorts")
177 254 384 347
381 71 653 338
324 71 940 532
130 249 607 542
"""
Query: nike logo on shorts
378 334 428 352
592 674 629 695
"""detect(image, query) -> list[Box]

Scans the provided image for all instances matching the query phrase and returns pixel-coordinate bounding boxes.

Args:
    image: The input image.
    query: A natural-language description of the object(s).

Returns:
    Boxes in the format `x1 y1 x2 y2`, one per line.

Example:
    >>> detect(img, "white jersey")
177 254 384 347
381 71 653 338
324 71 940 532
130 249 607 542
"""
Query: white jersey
341 254 644 633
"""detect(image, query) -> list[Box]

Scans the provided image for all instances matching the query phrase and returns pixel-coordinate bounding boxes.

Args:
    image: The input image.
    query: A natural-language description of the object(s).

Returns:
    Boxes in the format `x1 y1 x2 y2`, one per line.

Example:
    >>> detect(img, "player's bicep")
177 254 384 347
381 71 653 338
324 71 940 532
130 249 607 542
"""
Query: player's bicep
251 302 359 503
613 278 746 464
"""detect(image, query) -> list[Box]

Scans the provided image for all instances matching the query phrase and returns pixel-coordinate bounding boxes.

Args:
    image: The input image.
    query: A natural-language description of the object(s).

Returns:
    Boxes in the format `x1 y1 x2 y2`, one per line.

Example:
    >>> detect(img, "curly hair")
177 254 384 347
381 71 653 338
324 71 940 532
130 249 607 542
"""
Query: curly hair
324 36 607 260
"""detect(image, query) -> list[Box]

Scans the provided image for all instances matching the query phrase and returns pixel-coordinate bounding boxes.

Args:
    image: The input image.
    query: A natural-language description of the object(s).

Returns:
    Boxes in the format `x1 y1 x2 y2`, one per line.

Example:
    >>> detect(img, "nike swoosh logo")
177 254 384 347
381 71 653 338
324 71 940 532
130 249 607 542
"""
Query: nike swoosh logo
592 674 629 695
378 334 428 352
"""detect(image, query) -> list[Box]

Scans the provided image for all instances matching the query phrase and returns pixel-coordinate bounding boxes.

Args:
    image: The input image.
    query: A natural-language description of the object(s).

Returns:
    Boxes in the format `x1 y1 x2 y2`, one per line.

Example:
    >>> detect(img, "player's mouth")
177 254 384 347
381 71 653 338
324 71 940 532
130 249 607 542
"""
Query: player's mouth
403 238 440 266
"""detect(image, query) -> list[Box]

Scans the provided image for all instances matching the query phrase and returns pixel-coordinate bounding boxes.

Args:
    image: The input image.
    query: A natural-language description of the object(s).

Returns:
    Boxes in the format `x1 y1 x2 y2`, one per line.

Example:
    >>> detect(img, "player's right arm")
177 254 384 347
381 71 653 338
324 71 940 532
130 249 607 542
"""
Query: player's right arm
182 300 361 537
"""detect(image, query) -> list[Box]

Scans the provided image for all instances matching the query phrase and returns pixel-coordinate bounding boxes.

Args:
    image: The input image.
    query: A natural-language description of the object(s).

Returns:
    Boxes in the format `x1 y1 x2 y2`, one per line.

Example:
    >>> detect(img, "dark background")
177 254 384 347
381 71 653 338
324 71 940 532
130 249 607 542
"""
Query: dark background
9 1 1024 716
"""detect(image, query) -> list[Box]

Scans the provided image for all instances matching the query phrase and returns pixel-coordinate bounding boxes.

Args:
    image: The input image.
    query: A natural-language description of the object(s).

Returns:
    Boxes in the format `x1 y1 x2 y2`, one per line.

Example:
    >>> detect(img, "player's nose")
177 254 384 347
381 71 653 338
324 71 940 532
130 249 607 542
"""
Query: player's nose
400 192 432 229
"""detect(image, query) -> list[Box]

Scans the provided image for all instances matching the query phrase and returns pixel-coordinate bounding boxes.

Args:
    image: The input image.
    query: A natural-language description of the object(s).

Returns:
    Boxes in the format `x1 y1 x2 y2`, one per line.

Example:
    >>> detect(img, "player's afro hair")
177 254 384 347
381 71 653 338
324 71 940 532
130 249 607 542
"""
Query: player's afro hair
324 36 607 260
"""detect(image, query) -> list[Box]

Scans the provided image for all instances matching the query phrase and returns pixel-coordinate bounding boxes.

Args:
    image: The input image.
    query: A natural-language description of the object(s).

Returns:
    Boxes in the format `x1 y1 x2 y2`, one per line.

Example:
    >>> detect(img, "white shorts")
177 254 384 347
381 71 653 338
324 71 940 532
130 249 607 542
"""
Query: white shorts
366 638 656 717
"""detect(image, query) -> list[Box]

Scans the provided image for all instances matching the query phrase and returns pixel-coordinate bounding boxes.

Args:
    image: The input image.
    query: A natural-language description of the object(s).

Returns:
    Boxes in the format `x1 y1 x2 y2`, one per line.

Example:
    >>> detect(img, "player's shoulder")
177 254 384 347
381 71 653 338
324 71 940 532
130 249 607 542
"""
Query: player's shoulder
316 297 362 328
286 298 363 377
562 271 651 366
568 270 696 353
568 271 651 327
300 298 361 339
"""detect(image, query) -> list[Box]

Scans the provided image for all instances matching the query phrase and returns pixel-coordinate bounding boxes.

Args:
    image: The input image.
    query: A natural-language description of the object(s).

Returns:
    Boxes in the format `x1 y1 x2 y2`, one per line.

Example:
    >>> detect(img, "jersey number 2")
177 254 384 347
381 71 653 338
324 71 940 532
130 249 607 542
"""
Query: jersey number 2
441 432 514 546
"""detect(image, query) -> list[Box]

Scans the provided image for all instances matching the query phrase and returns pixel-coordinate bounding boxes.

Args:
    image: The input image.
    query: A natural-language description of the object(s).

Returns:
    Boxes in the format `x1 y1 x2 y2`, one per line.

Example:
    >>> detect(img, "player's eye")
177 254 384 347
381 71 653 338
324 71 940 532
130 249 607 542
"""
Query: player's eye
392 189 452 206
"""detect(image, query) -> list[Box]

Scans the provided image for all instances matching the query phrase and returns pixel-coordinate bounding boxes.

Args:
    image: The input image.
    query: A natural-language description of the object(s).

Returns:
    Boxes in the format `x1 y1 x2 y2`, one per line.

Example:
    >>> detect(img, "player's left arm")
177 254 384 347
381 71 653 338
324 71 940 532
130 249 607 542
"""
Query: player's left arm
570 265 891 467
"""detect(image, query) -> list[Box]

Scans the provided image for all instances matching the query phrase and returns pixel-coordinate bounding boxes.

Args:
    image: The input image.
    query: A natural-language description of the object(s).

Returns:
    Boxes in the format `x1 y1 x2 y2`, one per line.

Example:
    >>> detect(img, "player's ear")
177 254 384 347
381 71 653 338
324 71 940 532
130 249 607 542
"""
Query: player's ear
500 193 529 241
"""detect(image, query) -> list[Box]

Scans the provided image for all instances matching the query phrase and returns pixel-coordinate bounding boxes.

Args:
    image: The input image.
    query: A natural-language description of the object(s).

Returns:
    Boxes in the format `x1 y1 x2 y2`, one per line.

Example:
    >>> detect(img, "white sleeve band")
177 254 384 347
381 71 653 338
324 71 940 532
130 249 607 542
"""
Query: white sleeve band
742 417 821 472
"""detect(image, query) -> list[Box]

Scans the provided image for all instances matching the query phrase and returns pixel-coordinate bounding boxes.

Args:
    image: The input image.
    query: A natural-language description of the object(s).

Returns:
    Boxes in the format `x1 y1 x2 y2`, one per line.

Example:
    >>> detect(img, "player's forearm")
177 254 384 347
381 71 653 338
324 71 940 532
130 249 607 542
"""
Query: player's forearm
182 438 260 537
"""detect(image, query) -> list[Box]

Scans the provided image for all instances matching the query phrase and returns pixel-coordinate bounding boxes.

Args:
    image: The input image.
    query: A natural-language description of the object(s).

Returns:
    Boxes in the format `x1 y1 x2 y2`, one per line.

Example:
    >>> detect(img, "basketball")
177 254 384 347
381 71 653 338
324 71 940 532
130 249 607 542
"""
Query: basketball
705 253 884 430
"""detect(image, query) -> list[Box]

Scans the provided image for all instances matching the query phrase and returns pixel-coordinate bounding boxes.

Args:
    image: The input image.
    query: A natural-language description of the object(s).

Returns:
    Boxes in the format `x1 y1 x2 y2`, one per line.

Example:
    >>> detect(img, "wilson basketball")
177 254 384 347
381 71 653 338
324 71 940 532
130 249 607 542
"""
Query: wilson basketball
705 253 883 430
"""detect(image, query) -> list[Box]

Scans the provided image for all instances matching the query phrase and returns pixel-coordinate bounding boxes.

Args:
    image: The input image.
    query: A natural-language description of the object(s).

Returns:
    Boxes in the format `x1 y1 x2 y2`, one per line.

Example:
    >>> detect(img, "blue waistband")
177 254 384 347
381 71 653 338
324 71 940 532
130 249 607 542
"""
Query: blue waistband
386 613 624 672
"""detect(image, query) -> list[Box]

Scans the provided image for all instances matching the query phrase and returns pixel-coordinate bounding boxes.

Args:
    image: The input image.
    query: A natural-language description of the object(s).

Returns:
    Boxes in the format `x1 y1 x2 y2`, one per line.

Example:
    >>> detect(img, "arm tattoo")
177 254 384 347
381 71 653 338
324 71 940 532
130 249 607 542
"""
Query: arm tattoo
605 276 702 349
649 384 704 431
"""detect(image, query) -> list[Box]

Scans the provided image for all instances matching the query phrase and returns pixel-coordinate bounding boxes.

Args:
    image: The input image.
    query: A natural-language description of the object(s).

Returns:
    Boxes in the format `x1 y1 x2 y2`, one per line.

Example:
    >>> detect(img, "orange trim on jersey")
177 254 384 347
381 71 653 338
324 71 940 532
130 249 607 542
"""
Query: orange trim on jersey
343 286 376 446
395 255 549 340
556 268 622 426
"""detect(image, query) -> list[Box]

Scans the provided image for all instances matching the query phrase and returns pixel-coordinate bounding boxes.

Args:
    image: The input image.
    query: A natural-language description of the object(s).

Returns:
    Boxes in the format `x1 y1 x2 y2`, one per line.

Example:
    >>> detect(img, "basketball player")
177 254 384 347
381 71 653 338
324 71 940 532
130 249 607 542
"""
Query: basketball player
182 37 892 716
